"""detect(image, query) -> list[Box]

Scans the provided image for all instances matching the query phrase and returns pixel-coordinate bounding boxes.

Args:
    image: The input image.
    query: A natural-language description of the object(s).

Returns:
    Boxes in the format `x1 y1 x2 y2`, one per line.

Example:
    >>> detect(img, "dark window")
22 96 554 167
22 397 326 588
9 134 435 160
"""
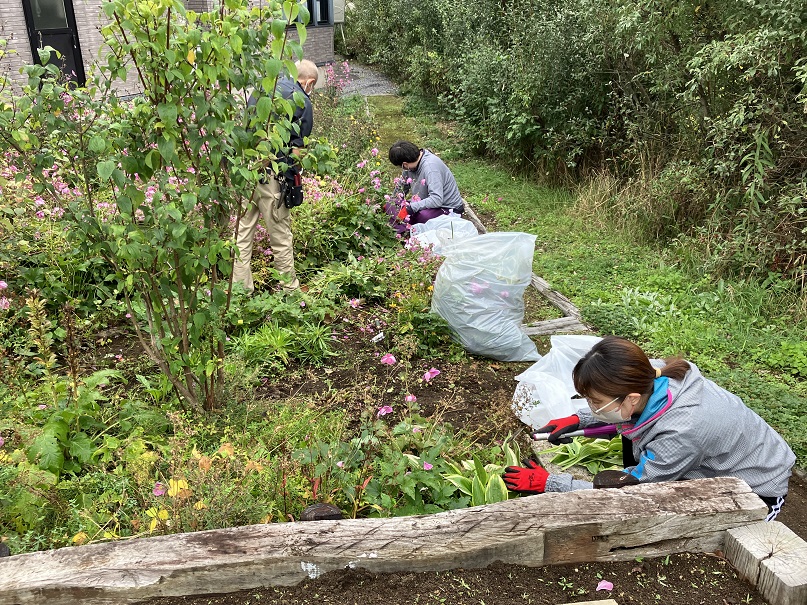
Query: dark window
306 0 331 26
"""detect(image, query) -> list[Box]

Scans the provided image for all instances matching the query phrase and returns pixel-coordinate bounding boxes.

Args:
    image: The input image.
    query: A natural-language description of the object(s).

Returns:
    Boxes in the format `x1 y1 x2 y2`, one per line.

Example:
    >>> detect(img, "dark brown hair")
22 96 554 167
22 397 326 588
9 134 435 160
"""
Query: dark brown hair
388 141 421 166
572 336 691 398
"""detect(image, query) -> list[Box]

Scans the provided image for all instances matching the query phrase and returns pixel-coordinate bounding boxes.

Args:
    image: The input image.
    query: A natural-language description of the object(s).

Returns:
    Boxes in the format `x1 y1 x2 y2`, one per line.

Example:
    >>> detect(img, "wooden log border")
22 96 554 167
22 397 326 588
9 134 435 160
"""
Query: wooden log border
0 477 769 605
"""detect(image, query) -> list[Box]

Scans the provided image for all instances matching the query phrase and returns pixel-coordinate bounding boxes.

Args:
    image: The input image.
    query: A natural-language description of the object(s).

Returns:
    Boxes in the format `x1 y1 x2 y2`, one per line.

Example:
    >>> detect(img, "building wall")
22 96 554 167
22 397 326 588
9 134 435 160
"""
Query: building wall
288 25 333 66
0 1 36 93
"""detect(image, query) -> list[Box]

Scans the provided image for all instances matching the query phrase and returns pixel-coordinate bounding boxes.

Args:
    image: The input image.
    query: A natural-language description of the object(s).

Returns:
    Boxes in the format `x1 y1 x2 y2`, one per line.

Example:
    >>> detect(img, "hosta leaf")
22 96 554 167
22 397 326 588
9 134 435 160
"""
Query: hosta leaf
485 475 509 504
442 474 472 496
471 475 485 507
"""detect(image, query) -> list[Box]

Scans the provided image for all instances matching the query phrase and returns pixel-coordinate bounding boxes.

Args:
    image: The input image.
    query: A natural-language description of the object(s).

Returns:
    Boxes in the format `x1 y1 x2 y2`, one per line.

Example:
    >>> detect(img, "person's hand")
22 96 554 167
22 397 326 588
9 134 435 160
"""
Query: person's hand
531 415 580 444
502 458 549 494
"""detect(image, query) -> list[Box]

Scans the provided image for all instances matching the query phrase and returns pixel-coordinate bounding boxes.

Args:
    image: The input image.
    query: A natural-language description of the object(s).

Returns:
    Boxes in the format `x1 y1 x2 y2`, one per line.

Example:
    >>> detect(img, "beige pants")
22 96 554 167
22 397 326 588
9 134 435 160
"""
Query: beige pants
232 177 299 293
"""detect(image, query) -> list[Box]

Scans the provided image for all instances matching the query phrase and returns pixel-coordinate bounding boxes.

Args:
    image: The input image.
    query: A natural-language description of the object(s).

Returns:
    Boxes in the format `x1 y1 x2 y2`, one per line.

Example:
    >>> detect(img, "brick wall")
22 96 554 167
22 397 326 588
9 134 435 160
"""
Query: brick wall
288 25 334 66
0 1 36 94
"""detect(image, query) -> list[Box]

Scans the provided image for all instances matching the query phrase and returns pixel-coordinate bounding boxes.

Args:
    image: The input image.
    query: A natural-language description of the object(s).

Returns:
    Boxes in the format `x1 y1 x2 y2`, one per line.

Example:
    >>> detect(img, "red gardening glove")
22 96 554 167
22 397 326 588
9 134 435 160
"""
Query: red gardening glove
503 458 549 494
531 415 580 445
396 205 409 220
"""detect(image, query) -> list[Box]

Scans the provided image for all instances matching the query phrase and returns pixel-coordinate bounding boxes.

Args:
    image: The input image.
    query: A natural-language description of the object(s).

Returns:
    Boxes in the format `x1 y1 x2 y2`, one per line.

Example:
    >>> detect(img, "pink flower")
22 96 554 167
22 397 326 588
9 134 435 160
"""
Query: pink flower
405 394 417 403
377 405 393 417
300 301 306 308
371 148 379 157
420 179 426 185
356 160 367 169
380 353 396 365
412 427 422 434
469 282 487 295
153 482 166 496
37 404 47 410
349 298 361 308
423 462 433 470
0 297 8 311
500 291 510 298
596 580 613 591
0 280 7 289
336 460 345 468
125 313 132 318
0 436 4 447
423 368 441 382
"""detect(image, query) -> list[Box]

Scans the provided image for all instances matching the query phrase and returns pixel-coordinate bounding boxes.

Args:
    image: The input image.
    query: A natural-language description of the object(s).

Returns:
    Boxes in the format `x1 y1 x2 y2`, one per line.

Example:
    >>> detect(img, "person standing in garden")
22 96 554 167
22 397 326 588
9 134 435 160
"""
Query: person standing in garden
386 141 465 234
233 59 319 293
503 336 796 521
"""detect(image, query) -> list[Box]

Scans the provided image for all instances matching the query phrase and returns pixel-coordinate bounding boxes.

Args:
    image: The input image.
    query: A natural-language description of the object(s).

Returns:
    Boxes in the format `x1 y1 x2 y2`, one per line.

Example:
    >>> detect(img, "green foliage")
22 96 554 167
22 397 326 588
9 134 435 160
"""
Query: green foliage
762 341 807 379
443 441 520 506
545 436 623 476
344 0 807 282
294 175 399 267
293 408 487 517
0 0 336 410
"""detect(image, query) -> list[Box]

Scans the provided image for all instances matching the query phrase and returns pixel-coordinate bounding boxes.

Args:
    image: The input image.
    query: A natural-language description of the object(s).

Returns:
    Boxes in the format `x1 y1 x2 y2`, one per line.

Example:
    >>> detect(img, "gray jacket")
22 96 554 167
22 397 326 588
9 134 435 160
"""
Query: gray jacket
403 150 465 214
546 361 795 498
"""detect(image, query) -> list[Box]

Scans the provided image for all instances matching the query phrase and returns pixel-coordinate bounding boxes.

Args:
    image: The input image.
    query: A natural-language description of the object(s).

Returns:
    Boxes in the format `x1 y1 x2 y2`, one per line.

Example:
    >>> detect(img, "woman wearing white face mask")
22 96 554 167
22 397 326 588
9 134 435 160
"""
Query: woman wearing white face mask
503 336 795 521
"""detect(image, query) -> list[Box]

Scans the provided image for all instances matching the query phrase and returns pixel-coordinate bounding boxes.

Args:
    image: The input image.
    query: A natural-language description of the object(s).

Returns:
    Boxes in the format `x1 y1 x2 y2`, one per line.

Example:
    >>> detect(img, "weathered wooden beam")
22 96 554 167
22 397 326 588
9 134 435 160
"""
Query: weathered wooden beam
530 275 584 320
0 478 765 605
523 317 590 336
725 521 807 605
461 203 488 234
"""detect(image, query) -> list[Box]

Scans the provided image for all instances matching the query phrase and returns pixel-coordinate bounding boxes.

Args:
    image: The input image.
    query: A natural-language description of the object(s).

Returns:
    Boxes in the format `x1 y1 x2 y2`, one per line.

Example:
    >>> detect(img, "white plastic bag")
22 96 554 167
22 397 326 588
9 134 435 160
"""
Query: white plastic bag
511 334 602 429
431 232 539 362
409 214 479 255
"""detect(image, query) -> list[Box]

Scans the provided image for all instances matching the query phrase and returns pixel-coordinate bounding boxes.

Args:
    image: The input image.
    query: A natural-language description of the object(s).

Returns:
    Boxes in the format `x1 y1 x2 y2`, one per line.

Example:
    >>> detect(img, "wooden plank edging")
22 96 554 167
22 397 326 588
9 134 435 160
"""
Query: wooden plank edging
0 477 765 605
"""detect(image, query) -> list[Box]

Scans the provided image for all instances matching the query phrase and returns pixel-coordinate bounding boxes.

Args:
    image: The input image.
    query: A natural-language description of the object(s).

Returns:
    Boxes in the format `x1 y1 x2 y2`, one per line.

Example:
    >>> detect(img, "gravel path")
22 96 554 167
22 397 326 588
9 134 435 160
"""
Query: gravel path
334 58 398 96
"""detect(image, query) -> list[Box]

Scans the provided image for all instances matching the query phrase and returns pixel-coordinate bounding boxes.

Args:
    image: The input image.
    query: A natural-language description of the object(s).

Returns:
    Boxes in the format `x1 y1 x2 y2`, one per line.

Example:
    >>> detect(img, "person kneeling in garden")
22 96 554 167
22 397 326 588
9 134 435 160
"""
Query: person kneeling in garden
386 140 465 235
503 336 795 521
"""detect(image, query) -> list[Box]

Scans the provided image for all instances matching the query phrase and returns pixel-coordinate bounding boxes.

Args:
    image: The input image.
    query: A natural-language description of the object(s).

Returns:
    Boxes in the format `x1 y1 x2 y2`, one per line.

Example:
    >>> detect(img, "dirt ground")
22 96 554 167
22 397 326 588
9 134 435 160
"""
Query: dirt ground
131 325 806 605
